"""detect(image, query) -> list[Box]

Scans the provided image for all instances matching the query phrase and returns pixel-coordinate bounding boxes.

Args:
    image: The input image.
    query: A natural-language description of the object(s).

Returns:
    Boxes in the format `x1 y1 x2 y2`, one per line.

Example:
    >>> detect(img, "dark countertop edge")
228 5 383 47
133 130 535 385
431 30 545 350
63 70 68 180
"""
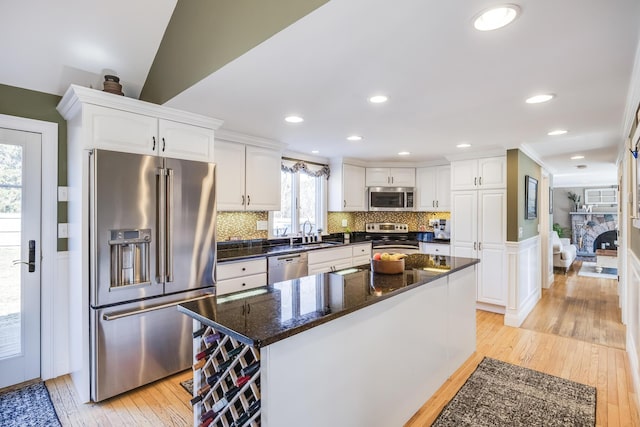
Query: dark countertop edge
179 257 480 348
217 241 373 263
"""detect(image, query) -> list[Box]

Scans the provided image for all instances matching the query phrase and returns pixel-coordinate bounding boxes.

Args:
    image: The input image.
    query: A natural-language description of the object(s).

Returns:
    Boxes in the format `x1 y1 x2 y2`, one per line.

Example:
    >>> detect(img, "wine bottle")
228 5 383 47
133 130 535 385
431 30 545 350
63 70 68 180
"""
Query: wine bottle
193 358 206 370
204 372 222 387
200 409 217 423
198 417 214 427
193 326 207 338
196 383 210 397
226 346 243 358
240 361 260 377
212 397 228 413
216 356 236 372
204 333 221 345
236 375 250 387
190 394 203 406
196 345 217 361
230 411 250 427
247 399 261 415
224 385 241 400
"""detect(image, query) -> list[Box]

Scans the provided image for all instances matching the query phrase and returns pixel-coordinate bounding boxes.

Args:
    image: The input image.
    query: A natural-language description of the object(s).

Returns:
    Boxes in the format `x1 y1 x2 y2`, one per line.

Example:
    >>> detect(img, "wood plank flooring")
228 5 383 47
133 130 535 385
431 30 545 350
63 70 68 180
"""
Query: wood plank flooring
521 261 626 349
44 265 638 426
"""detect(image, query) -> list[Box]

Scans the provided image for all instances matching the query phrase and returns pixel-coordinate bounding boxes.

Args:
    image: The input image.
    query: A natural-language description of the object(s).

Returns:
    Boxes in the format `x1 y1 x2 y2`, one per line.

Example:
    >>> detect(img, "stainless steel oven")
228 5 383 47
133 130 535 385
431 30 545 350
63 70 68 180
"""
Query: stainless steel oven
364 223 421 255
368 187 415 211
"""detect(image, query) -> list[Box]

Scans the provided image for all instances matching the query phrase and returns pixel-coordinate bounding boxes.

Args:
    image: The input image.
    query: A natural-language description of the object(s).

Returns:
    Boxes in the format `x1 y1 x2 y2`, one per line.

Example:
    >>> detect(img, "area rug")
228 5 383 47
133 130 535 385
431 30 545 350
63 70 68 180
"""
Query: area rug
0 382 61 427
180 378 193 396
432 357 596 427
578 261 617 280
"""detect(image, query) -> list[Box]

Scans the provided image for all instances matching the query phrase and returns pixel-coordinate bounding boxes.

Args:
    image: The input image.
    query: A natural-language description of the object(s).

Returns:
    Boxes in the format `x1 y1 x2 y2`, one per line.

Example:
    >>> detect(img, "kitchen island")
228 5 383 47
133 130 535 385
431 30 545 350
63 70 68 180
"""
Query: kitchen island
178 254 478 427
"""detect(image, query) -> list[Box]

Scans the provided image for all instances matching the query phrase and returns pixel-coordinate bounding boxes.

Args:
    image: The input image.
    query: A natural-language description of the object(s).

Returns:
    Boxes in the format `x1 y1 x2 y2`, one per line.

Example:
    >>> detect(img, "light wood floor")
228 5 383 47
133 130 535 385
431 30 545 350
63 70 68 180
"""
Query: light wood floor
521 261 626 350
45 267 638 427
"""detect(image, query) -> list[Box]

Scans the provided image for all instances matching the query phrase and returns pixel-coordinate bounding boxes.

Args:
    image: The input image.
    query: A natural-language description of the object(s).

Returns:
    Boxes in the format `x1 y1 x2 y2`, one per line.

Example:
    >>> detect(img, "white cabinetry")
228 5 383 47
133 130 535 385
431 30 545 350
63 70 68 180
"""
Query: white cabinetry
450 157 506 191
215 140 281 211
308 246 354 274
351 243 372 266
416 165 450 211
419 242 450 256
329 162 367 211
366 167 415 187
80 95 218 162
451 188 506 307
217 258 267 295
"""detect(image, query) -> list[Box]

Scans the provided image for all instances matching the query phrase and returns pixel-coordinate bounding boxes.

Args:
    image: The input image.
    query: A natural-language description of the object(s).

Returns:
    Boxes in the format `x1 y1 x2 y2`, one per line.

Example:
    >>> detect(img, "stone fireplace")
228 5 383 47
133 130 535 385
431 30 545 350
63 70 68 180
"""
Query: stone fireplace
570 212 618 255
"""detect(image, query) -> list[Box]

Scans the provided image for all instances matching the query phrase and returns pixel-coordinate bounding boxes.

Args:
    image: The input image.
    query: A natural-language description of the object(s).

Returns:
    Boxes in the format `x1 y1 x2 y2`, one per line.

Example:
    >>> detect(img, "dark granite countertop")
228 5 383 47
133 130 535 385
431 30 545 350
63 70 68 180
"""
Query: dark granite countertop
178 254 479 348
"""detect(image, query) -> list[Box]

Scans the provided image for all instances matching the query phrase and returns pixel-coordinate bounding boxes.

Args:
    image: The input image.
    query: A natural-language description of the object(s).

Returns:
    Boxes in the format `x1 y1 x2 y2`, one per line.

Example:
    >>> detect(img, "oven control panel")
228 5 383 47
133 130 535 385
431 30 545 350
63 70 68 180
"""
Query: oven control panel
365 222 409 233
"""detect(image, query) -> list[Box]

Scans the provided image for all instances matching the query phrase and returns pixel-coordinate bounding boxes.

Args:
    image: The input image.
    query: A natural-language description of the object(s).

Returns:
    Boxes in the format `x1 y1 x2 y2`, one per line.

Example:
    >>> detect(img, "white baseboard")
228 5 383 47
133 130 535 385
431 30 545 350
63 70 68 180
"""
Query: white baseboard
627 330 640 413
505 288 540 327
476 302 505 314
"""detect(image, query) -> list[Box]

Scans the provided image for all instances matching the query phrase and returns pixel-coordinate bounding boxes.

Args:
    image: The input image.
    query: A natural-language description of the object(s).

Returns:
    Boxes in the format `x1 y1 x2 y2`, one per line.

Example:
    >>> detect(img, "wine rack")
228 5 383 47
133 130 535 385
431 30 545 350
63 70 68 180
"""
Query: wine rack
192 321 261 427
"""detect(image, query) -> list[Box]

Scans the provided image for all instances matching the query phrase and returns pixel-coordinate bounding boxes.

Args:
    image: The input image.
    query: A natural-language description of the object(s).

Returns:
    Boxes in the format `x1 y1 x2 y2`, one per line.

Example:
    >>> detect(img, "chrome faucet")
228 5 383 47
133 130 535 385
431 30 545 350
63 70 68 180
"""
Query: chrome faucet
302 220 313 243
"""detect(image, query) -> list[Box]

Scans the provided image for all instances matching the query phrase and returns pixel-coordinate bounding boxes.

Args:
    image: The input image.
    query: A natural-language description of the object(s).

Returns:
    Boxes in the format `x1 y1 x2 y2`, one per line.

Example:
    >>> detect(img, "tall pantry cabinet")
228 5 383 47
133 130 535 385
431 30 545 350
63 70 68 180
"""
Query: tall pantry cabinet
450 157 507 310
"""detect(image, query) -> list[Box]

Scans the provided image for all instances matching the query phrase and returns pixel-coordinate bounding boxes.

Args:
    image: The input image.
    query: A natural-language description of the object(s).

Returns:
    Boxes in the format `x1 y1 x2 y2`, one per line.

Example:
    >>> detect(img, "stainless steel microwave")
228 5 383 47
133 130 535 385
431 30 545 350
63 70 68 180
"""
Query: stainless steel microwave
368 187 415 211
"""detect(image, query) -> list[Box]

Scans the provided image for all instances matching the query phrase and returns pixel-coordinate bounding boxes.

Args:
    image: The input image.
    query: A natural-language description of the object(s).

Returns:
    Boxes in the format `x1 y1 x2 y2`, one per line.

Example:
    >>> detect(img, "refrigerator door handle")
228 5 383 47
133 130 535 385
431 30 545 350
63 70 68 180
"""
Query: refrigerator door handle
166 168 174 282
157 167 167 282
102 294 212 321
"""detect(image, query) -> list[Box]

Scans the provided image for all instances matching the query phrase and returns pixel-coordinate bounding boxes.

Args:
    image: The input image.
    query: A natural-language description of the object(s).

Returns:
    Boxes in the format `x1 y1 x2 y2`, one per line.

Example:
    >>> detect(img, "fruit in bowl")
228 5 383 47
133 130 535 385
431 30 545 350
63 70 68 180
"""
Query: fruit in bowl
371 253 407 274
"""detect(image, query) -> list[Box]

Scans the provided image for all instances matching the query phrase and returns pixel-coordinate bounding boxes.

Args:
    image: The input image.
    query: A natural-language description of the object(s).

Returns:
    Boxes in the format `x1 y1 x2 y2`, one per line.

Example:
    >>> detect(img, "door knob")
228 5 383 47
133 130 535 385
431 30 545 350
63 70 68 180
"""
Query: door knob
12 240 36 272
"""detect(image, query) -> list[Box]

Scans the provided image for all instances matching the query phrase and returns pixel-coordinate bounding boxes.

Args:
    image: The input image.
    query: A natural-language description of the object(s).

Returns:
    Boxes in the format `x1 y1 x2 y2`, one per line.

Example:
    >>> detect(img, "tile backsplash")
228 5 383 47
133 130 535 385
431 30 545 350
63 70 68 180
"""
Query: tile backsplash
328 211 450 233
217 210 451 241
217 211 268 241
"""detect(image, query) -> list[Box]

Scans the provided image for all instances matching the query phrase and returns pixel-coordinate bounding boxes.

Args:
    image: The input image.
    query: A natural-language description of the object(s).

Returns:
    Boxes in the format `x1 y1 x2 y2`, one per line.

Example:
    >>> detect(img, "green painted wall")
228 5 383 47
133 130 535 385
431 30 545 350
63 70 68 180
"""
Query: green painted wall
140 0 329 104
0 84 68 251
506 149 541 242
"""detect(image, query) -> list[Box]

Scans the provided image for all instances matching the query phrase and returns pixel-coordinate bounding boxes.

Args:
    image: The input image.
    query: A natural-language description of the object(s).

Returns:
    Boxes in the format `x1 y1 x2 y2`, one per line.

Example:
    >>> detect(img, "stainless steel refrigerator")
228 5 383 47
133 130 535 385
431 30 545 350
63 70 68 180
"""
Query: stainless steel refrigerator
88 149 216 402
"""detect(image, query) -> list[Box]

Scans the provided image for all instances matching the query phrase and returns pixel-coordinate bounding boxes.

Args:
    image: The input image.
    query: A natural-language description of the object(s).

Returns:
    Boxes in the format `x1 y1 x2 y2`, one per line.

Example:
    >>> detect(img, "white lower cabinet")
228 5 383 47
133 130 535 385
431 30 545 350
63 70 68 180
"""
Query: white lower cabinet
451 189 506 306
308 246 353 274
351 243 372 267
217 258 267 295
419 242 450 256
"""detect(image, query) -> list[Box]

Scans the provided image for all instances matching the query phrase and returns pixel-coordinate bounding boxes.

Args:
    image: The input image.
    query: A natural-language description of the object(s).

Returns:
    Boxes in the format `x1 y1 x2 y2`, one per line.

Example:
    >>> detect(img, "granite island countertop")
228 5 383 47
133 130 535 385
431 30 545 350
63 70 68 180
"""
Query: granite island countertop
178 254 479 348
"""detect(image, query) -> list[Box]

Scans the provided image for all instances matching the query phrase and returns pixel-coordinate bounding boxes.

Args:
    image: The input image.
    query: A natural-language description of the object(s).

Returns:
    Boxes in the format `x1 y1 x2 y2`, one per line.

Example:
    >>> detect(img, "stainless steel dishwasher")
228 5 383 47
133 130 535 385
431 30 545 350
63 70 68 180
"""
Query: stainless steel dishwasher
268 252 309 284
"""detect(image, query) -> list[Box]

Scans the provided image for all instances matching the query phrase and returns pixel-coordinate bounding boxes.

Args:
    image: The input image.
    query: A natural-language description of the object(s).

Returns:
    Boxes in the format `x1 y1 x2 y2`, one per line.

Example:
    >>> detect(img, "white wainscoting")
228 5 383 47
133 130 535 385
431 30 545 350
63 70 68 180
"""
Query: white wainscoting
505 236 541 327
42 251 70 381
626 250 640 407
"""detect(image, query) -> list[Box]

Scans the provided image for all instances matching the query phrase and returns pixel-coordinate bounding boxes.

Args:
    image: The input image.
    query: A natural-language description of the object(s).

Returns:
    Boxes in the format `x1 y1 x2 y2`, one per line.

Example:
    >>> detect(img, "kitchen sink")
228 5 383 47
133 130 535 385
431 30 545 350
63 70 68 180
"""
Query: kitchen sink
292 242 341 250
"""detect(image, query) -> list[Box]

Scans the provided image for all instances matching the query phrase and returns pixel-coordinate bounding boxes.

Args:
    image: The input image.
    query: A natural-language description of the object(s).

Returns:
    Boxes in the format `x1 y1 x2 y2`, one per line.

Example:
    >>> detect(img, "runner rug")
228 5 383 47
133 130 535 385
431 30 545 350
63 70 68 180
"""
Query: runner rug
432 357 596 426
0 382 61 427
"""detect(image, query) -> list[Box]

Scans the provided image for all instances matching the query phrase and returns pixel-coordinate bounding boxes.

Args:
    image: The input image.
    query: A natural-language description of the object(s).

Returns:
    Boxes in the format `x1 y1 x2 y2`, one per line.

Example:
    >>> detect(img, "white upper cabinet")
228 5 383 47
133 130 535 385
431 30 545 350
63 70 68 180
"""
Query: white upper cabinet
157 119 214 162
329 162 366 211
450 157 506 191
216 140 281 211
416 165 450 211
365 167 415 187
58 85 221 163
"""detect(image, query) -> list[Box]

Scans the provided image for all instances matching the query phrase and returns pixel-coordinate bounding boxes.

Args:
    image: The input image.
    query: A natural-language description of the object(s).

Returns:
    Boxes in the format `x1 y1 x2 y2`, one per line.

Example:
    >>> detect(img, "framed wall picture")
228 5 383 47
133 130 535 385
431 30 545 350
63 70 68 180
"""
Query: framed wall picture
525 175 538 220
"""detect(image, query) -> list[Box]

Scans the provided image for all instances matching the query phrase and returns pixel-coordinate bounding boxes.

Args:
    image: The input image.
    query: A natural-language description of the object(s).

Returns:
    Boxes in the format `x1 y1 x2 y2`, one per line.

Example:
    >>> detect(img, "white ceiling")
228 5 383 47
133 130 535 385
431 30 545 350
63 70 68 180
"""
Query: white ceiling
0 0 177 99
2 0 639 187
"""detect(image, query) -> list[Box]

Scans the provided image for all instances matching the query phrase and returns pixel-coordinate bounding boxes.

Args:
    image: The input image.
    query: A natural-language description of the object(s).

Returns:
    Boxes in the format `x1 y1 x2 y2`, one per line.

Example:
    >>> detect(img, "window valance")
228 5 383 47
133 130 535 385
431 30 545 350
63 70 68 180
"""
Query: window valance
281 159 330 179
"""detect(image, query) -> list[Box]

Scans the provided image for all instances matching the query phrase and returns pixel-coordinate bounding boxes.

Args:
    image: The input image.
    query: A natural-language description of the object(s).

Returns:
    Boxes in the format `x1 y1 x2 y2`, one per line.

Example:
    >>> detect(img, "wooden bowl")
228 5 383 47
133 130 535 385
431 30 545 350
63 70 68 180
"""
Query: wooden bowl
371 258 405 274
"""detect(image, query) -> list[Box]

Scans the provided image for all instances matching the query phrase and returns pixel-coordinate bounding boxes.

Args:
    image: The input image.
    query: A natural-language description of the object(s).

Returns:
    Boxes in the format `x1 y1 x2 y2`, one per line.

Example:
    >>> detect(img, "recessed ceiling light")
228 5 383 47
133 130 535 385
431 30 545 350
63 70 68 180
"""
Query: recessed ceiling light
311 150 319 154
398 151 411 156
548 129 568 136
456 143 472 148
525 94 555 104
369 95 388 104
570 155 584 160
473 5 520 31
285 115 304 123
347 135 363 141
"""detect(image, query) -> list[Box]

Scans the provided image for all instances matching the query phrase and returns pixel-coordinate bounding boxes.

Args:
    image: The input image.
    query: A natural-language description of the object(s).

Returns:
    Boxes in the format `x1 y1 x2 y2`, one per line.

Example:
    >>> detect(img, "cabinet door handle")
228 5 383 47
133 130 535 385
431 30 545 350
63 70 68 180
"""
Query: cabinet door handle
479 176 482 185
242 195 245 205
152 136 156 151
247 195 250 206
162 137 166 152
474 242 477 250
436 200 439 207
432 201 435 207
479 242 482 250
344 200 346 208
474 177 477 186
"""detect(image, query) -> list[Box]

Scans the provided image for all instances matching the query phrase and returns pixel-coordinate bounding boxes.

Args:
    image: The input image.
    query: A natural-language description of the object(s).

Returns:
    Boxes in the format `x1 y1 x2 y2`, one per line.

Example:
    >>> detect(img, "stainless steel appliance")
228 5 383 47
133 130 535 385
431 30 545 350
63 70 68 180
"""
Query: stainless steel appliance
368 187 415 211
268 252 309 284
364 223 420 255
88 149 216 402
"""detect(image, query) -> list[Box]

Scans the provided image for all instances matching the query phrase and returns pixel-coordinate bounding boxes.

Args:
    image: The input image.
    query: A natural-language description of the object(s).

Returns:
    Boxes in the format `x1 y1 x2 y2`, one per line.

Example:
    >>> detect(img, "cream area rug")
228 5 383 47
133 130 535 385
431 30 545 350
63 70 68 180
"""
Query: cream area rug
578 261 617 280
